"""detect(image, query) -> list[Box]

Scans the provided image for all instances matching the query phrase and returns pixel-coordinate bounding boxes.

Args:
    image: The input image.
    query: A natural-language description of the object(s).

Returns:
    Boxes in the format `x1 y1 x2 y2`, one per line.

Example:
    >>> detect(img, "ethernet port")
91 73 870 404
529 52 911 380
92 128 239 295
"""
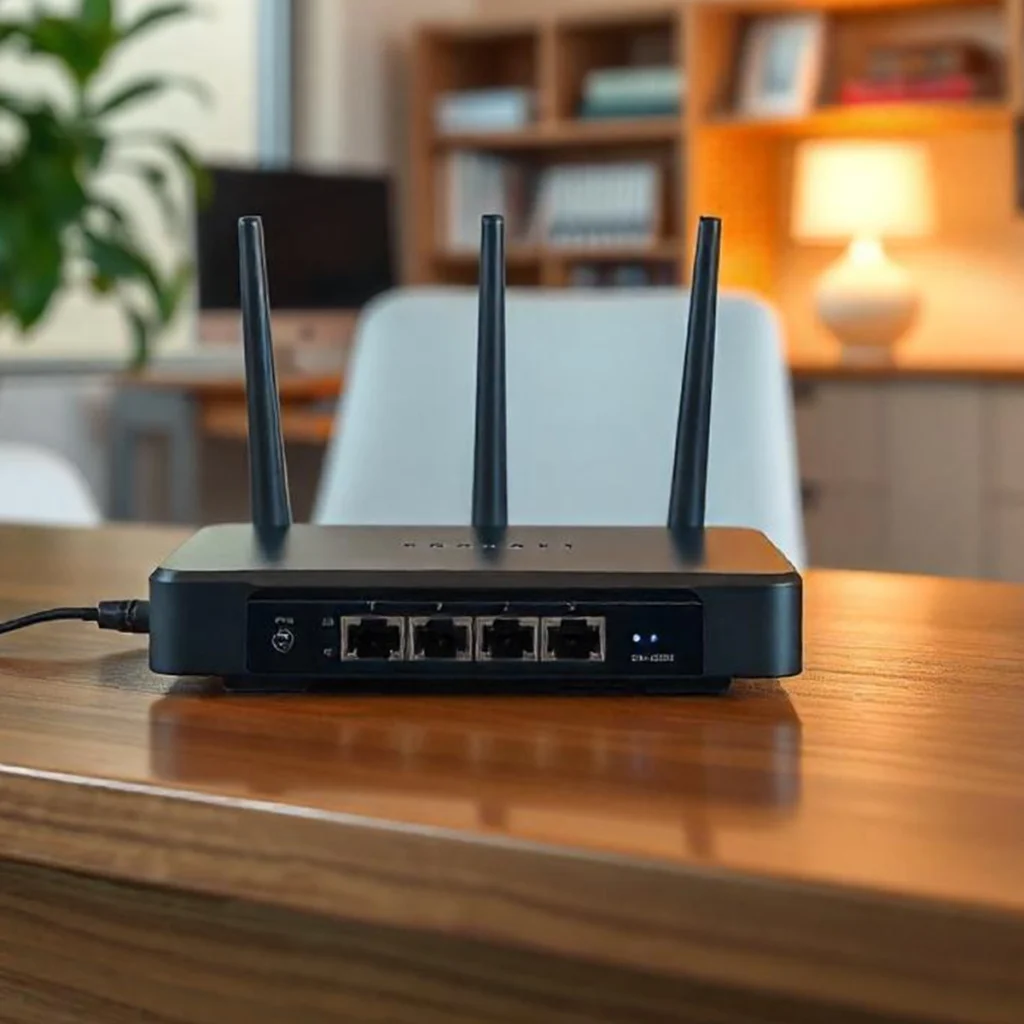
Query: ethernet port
410 616 473 661
477 616 539 661
342 616 405 661
543 617 605 662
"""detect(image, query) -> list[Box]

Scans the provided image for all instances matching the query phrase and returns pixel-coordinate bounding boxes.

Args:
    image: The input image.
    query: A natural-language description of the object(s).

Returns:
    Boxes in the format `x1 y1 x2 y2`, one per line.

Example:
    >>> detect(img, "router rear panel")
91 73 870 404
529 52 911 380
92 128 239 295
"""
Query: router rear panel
149 561 801 694
246 591 705 678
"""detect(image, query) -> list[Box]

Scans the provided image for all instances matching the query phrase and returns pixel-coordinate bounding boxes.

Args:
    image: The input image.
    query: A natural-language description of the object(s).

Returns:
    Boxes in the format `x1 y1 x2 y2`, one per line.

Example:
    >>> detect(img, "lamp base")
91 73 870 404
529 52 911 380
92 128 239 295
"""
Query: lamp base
815 238 919 354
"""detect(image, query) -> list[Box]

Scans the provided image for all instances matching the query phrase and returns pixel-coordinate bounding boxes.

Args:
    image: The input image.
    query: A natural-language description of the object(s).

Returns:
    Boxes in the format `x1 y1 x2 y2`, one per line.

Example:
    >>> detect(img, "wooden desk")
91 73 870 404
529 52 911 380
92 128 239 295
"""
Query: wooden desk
108 373 341 523
1 525 1023 1023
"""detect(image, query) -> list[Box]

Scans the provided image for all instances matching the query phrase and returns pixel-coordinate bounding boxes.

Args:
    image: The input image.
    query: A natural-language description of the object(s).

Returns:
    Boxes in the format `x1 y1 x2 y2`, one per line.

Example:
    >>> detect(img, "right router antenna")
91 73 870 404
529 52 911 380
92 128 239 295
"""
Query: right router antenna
472 214 509 531
239 216 293 534
668 216 722 532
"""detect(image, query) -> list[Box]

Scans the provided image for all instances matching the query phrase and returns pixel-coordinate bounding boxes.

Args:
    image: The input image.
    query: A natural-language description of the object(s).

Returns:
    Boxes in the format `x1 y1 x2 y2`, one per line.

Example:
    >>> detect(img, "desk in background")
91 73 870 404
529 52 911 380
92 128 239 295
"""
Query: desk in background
0 524 1022 1022
108 371 341 523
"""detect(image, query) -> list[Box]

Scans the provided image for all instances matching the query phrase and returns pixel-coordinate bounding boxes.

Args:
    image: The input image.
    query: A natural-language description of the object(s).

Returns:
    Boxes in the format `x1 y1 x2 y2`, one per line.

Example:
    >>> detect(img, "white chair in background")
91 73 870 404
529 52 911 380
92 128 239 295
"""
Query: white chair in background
314 288 806 568
0 443 101 526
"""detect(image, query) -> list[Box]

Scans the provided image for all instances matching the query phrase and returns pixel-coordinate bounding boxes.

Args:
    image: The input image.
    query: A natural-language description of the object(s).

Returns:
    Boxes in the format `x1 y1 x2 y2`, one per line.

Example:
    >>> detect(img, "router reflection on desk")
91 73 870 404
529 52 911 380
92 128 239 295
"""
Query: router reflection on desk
149 688 801 858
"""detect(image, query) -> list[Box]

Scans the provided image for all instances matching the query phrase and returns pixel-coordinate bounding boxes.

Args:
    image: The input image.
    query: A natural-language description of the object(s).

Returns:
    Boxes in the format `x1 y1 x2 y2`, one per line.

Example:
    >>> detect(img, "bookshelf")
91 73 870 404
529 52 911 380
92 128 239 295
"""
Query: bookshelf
412 7 686 288
411 0 1021 298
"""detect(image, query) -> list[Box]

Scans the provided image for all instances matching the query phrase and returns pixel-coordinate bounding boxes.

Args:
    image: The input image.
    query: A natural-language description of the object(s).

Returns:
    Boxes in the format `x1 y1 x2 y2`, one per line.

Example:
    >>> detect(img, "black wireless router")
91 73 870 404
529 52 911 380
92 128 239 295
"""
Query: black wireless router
148 214 802 694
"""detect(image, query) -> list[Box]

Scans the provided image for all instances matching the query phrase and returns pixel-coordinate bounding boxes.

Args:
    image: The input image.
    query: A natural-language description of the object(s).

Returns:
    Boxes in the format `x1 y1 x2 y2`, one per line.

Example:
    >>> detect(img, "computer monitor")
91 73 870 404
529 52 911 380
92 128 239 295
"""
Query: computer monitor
196 166 395 312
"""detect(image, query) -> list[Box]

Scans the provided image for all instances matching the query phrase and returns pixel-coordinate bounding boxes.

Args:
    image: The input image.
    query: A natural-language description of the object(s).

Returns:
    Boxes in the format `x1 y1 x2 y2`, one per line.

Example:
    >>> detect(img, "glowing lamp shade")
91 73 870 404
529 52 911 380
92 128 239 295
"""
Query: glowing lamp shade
792 140 934 241
791 141 935 355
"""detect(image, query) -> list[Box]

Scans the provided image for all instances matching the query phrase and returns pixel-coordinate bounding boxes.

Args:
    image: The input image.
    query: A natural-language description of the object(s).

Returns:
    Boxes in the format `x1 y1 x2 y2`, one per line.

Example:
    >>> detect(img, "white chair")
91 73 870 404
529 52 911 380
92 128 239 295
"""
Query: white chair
313 288 806 568
0 443 101 526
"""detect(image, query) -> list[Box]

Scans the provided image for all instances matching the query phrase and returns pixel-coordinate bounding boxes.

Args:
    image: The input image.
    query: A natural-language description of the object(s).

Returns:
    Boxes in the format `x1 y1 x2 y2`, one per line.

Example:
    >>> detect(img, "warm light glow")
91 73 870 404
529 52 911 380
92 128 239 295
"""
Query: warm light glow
847 236 886 266
792 140 935 242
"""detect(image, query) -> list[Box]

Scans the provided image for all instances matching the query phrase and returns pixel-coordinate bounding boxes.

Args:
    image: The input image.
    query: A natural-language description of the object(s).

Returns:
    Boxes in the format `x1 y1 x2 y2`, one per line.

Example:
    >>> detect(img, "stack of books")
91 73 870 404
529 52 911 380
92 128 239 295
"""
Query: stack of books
435 88 534 134
839 42 999 104
440 157 662 253
579 66 683 119
533 163 662 248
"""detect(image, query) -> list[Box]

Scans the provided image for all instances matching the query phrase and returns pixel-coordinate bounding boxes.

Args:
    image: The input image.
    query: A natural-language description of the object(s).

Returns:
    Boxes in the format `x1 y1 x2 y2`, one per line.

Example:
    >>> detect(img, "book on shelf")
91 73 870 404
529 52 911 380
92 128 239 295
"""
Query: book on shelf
440 156 663 254
435 88 534 134
579 66 683 120
839 75 988 104
533 163 662 248
840 41 999 105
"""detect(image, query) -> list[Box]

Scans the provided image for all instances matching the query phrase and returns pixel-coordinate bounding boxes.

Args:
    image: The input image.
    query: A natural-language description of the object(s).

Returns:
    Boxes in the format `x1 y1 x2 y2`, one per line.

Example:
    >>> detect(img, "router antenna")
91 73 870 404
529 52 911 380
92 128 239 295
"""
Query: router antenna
472 214 508 531
239 216 292 532
668 216 722 532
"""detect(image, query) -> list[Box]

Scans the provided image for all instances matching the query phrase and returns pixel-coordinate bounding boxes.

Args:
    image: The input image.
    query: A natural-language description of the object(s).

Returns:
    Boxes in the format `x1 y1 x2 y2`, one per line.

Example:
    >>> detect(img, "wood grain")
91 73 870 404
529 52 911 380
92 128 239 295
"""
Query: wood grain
0 860 912 1024
2 526 1024 1022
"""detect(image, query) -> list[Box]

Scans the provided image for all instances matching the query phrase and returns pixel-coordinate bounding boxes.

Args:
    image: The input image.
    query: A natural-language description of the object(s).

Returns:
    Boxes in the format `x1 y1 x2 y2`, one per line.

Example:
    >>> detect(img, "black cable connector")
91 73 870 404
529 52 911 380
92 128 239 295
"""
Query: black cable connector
96 600 150 634
0 600 150 638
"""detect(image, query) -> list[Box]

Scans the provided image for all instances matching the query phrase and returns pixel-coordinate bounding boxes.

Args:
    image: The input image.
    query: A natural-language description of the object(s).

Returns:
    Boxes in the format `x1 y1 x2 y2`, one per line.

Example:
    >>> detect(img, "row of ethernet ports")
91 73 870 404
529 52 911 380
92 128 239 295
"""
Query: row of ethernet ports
341 615 605 663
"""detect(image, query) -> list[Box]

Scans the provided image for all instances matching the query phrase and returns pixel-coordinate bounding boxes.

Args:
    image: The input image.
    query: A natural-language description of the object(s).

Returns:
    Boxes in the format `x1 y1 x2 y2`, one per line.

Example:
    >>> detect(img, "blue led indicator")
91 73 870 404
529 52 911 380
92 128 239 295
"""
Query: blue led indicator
632 633 642 644
650 634 659 644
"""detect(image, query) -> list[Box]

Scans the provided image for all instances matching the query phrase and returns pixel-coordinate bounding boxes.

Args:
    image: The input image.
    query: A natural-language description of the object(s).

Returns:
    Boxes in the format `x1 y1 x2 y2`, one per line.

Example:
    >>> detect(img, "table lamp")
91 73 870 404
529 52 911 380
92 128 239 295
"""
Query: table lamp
791 140 934 356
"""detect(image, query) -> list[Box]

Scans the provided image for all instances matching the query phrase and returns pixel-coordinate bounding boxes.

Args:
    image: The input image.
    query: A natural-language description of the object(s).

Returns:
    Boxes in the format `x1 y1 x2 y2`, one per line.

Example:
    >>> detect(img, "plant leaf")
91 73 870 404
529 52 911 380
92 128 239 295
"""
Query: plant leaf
77 128 107 168
0 200 32 265
156 261 191 324
120 2 195 45
84 229 159 289
26 15 110 86
0 22 27 48
91 74 210 117
125 305 150 369
80 0 112 29
91 272 115 295
9 232 62 330
0 90 26 133
117 130 211 204
129 158 183 232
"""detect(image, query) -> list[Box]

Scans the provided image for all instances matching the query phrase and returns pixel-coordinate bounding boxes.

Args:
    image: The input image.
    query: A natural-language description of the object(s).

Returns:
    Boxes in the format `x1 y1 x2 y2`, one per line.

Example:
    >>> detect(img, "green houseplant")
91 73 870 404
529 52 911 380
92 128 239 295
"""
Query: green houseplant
0 0 209 366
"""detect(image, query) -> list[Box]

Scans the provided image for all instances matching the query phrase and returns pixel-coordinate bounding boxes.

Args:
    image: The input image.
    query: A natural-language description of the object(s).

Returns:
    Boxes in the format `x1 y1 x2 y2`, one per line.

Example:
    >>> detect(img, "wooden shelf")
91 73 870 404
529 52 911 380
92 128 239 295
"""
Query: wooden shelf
704 100 1011 137
435 241 681 267
434 118 681 152
414 2 1018 299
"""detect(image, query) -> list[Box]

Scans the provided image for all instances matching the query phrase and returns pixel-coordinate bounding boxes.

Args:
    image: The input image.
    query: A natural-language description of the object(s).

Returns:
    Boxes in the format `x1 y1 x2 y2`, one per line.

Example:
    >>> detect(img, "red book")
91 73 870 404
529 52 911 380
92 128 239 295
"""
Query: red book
839 74 981 105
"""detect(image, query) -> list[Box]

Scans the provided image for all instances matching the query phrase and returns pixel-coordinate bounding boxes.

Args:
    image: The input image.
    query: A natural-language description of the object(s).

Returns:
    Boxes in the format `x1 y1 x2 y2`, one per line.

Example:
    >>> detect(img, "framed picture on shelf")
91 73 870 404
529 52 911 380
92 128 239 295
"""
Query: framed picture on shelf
736 14 826 118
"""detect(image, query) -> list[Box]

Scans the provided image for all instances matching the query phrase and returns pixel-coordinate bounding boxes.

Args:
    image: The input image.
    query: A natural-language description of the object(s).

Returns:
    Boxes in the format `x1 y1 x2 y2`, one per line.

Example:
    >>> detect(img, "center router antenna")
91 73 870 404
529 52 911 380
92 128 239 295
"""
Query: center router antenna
472 214 508 531
668 216 722 533
239 216 292 533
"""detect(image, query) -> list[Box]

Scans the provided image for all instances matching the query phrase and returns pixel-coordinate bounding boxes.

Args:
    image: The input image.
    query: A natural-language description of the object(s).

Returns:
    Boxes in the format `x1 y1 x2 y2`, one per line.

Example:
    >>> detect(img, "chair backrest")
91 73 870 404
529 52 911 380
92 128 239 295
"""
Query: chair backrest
0 443 101 527
314 287 806 567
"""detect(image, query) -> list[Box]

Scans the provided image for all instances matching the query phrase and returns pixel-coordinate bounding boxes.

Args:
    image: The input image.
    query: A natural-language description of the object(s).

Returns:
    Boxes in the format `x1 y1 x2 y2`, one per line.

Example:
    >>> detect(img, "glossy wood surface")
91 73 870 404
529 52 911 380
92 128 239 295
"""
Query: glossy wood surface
1 525 1024 1022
